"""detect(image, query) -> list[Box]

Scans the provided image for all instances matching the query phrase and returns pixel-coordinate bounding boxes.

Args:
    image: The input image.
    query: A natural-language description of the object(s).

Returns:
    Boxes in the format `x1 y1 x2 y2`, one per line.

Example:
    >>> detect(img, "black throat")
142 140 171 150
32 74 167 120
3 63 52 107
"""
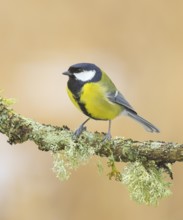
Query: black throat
67 78 93 118
67 78 84 100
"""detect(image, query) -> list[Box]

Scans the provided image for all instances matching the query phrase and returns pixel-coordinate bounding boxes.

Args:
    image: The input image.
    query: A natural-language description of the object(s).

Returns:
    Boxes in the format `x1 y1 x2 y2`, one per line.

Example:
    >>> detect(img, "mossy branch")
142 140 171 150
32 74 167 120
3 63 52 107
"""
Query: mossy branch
0 95 178 205
0 96 182 163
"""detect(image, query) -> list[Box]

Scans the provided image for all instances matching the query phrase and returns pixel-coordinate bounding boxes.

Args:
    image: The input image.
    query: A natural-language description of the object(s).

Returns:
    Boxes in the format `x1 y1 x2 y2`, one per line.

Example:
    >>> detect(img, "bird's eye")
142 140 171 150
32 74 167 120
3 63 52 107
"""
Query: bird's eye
75 68 82 73
68 66 83 74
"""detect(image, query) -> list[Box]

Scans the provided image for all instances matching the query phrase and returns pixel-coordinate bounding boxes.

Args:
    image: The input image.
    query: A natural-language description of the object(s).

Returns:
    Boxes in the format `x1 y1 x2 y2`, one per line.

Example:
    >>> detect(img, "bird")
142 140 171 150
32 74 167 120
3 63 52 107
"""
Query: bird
62 63 160 140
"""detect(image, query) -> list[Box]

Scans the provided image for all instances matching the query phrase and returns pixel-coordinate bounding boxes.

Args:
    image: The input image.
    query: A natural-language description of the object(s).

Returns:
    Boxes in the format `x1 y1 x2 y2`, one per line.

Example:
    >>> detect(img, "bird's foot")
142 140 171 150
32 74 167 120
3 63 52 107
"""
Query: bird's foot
102 132 112 142
73 118 90 138
74 125 87 137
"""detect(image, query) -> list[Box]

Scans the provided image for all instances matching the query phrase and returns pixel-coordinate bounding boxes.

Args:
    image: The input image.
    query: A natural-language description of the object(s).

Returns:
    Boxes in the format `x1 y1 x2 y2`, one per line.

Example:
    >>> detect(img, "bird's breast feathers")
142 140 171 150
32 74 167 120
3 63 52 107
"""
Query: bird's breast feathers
79 82 123 120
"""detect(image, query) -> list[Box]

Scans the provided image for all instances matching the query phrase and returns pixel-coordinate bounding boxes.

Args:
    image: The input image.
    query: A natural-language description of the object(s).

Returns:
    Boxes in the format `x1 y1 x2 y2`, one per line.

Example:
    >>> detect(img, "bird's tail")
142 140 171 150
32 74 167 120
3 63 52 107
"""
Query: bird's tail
125 110 160 133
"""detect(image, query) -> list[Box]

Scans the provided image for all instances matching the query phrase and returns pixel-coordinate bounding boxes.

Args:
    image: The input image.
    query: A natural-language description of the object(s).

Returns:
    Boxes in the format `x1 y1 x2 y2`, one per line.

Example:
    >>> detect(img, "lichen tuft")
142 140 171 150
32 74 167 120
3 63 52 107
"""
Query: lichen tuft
122 161 172 205
52 136 95 180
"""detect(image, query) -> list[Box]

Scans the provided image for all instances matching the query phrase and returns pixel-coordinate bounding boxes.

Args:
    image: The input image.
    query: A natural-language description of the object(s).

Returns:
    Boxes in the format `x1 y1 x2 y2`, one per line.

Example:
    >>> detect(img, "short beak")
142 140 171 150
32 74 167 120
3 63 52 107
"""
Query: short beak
62 71 72 76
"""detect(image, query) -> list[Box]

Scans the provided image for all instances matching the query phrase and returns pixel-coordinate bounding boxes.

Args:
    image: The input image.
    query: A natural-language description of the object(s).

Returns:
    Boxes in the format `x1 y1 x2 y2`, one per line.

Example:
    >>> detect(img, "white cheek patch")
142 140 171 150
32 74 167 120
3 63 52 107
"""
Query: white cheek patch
74 70 96 82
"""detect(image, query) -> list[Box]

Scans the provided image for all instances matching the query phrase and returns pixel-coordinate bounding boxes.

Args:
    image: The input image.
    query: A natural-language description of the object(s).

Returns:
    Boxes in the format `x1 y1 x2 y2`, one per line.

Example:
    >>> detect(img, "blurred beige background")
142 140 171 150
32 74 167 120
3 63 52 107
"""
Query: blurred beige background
0 0 183 219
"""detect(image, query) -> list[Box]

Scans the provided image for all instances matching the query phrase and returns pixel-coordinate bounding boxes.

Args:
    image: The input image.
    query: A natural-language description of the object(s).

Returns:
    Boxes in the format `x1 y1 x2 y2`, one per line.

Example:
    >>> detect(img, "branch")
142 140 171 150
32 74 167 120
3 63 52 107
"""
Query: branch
0 96 182 163
0 95 178 205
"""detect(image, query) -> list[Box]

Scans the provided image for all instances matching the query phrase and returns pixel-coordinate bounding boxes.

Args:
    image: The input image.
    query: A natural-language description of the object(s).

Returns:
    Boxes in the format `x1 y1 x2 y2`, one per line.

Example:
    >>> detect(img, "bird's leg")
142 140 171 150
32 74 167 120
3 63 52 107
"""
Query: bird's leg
103 120 112 141
74 118 90 137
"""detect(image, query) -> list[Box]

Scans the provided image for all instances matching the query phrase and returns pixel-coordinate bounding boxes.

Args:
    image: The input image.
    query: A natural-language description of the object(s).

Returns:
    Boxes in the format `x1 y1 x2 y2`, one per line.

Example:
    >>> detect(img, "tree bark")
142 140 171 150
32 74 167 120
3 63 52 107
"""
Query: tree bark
0 96 182 163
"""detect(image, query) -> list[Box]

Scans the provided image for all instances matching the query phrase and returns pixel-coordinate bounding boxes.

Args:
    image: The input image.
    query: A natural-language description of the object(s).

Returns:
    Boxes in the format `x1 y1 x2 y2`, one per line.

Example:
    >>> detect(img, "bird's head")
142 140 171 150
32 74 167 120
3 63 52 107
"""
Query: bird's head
62 63 102 82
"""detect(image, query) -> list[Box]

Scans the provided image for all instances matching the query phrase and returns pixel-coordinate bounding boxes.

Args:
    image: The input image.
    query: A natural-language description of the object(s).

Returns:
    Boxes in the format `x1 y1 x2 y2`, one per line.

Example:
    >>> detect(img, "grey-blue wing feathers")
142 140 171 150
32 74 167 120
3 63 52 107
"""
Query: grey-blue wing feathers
108 91 137 114
108 91 160 133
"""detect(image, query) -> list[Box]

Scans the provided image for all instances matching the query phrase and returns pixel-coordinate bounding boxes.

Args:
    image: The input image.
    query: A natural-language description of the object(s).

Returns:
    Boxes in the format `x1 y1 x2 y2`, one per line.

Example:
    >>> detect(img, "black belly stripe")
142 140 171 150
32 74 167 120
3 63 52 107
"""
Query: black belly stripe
72 94 95 119
73 93 101 120
78 102 92 118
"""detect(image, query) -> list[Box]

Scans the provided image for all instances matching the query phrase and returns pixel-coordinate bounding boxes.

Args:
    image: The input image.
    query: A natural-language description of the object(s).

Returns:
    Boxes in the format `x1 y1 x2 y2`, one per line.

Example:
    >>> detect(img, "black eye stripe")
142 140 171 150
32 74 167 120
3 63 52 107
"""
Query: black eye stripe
69 67 82 73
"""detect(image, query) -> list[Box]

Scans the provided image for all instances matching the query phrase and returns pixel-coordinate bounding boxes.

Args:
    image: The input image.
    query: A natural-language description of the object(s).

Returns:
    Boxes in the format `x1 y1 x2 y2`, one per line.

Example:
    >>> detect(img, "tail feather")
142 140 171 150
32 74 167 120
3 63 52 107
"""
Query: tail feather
125 111 160 133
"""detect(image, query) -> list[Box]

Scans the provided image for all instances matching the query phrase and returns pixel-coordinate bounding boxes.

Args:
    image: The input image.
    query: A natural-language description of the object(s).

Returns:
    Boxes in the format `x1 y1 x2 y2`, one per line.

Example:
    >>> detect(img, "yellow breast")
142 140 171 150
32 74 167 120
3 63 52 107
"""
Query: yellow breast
79 82 123 120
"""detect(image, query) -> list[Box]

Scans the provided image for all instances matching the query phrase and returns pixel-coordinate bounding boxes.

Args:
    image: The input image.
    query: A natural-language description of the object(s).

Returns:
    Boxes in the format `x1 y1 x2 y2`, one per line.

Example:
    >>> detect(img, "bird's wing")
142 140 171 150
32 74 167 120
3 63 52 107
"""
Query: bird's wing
108 90 160 133
107 91 137 114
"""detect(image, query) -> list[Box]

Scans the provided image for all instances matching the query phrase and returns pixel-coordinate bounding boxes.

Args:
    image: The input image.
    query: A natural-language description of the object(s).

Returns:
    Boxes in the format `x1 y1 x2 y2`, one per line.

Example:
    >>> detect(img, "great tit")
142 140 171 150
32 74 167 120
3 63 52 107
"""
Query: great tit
63 63 160 140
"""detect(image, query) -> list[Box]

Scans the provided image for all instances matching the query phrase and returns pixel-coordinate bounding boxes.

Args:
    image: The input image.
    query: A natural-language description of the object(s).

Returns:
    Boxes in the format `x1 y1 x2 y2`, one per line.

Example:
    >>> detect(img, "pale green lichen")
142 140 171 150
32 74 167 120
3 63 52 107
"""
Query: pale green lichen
150 142 162 149
39 128 71 151
97 160 104 176
52 137 95 180
107 155 122 181
2 98 16 106
121 161 172 205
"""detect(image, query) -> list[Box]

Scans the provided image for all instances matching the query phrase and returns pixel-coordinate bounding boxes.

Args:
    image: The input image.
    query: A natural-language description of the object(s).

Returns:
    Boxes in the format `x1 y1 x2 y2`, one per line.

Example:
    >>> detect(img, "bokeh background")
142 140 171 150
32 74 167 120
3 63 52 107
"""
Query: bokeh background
0 0 183 219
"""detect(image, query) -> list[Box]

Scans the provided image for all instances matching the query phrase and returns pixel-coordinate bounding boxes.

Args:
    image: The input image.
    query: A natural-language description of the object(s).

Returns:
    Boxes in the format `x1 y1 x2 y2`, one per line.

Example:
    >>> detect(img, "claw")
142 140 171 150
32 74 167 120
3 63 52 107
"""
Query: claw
73 118 90 137
102 132 112 142
74 125 87 137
